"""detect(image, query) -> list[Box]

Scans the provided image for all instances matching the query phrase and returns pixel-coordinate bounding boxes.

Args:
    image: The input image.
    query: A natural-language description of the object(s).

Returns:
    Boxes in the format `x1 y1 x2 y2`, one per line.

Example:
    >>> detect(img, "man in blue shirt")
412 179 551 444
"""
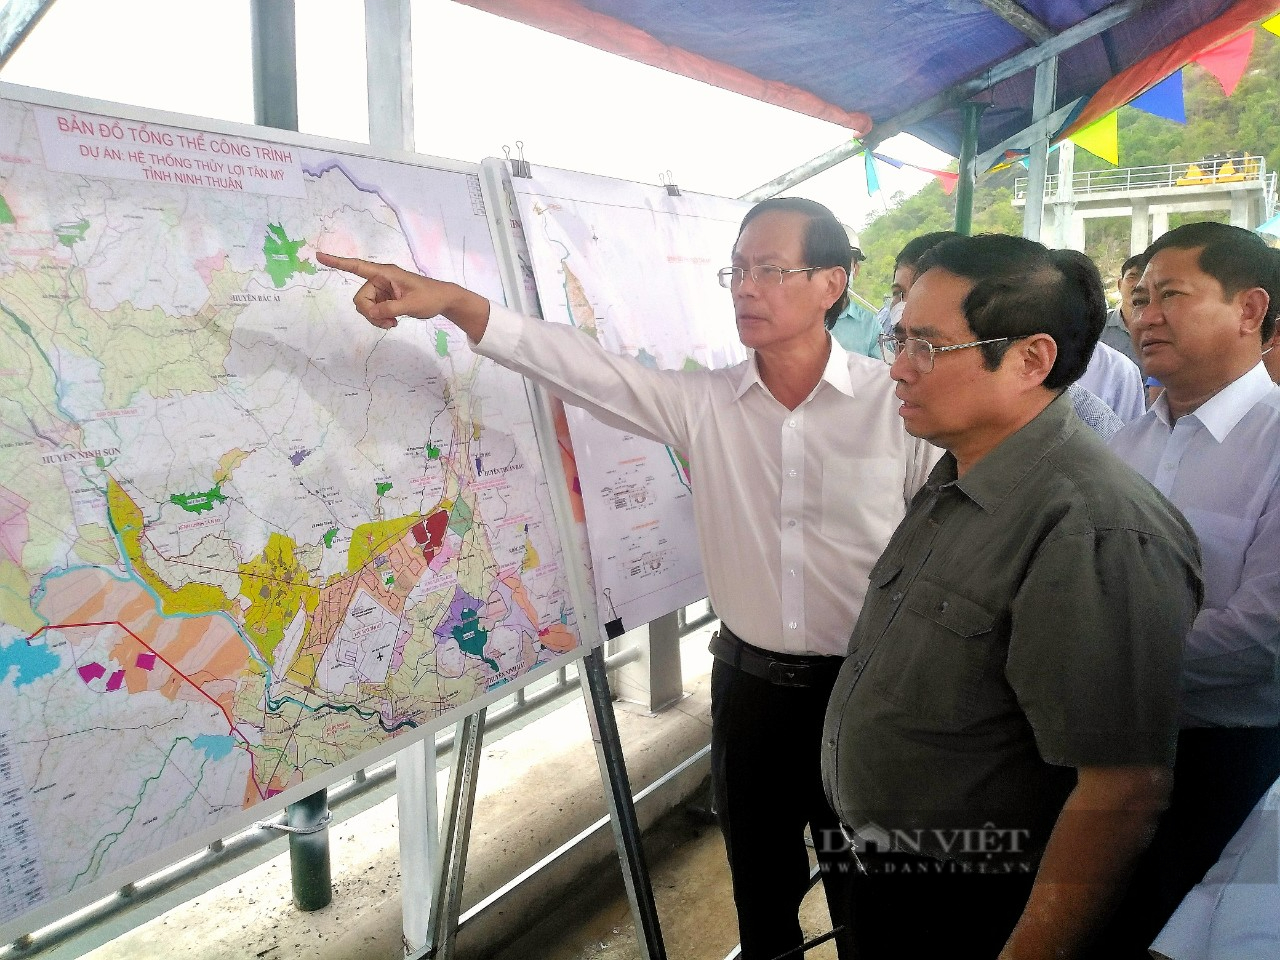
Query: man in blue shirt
829 245 880 356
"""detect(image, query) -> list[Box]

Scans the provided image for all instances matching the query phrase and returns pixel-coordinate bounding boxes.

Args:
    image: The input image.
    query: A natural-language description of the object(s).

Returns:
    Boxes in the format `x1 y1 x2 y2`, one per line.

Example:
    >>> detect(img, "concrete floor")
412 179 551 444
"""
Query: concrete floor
491 806 838 960
54 630 841 960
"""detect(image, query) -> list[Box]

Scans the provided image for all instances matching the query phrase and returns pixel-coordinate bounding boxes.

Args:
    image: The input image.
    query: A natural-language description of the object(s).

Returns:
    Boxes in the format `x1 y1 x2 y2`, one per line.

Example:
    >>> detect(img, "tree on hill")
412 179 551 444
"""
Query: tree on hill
854 28 1280 305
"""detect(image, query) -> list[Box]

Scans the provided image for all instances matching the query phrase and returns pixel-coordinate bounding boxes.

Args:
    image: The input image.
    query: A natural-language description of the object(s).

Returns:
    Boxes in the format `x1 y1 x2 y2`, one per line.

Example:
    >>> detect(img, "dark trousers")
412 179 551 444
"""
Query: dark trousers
1103 724 1280 958
710 656 855 960
846 853 1035 956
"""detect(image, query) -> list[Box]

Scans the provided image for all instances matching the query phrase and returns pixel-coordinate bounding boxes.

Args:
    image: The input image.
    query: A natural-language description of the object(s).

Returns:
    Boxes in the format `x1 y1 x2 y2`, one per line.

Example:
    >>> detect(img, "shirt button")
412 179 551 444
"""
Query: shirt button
892 592 904 603
789 569 796 577
788 519 797 527
788 621 798 629
788 469 797 477
789 419 797 428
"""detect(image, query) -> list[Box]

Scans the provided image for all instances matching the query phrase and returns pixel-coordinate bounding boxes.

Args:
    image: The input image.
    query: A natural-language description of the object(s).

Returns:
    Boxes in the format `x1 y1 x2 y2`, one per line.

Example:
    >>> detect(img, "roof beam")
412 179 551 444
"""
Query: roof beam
867 0 1149 149
741 0 1149 201
978 0 1054 44
975 97 1082 172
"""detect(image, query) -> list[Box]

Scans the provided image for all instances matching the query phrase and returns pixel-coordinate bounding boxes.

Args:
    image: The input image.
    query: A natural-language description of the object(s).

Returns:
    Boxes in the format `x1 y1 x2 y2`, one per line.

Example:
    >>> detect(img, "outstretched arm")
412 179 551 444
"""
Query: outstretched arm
316 253 491 342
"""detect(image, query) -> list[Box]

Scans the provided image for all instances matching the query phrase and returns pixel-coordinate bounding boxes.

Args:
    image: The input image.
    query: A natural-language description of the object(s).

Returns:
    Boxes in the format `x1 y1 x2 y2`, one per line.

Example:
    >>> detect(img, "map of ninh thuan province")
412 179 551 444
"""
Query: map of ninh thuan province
0 96 579 932
512 168 751 634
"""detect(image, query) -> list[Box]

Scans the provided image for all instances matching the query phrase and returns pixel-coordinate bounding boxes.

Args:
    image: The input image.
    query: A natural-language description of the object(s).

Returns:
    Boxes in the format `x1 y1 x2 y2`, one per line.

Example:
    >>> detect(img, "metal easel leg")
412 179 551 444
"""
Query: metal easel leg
580 647 668 960
426 708 486 960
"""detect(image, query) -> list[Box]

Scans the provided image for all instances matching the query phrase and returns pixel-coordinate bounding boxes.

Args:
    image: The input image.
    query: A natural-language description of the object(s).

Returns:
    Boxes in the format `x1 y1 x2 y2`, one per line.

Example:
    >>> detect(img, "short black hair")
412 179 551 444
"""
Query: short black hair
1144 222 1279 342
916 235 1105 391
737 197 851 329
1120 252 1149 277
896 231 960 270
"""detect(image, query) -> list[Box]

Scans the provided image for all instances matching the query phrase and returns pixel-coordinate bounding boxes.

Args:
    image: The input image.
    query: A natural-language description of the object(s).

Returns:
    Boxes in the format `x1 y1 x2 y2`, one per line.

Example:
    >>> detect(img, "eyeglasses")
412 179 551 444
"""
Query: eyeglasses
878 333 1015 373
717 264 820 288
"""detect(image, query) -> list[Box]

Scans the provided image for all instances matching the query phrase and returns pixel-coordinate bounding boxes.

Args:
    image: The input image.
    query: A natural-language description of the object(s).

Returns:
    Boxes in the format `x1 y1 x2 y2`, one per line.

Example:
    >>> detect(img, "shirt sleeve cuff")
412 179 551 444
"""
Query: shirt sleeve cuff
470 301 524 360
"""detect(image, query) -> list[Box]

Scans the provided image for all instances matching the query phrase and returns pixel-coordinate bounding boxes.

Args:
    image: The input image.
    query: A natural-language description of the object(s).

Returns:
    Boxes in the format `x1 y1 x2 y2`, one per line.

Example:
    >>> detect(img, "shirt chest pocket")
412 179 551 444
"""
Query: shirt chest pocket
869 579 1010 727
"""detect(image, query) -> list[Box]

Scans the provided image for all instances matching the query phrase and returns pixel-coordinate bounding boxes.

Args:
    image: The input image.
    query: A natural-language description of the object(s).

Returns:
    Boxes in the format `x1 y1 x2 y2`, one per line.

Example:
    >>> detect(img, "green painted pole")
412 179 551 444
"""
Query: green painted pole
286 789 332 911
955 102 988 236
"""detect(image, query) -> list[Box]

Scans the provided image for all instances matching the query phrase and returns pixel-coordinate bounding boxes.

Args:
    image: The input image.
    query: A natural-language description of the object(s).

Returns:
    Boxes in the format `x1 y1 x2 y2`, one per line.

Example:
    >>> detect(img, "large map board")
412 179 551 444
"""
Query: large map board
0 87 582 938
509 166 751 635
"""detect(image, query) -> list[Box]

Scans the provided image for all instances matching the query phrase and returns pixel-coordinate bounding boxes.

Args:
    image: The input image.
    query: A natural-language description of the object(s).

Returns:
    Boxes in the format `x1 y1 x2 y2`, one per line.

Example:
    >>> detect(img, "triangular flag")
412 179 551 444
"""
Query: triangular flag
1263 13 1280 37
1069 111 1119 166
918 167 960 195
1193 31 1254 96
863 150 880 195
871 151 905 169
1130 71 1187 123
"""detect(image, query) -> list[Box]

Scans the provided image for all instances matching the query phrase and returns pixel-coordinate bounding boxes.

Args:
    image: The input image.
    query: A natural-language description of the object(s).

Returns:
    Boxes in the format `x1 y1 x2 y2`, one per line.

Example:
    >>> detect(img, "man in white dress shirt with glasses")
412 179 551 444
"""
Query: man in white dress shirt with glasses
318 197 936 960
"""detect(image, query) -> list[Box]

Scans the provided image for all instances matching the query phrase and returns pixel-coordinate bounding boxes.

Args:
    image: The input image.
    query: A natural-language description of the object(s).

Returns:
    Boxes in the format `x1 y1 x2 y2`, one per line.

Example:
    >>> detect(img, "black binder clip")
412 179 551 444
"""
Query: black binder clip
660 170 682 196
504 141 532 179
603 588 625 639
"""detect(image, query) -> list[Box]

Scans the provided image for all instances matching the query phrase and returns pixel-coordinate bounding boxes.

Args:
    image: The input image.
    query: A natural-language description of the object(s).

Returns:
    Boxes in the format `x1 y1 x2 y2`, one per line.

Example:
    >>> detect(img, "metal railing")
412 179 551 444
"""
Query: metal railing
1015 156 1271 199
2 630 684 958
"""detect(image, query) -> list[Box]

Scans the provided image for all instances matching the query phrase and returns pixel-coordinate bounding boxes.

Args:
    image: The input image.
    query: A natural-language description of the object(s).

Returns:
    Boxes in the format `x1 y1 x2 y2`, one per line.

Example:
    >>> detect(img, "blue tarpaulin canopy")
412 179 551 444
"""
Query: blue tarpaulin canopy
455 0 1280 158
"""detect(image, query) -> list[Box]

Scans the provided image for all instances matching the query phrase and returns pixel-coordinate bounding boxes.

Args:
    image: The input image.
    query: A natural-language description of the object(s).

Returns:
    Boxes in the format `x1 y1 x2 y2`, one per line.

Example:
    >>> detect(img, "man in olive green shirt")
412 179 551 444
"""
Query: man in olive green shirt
820 235 1202 959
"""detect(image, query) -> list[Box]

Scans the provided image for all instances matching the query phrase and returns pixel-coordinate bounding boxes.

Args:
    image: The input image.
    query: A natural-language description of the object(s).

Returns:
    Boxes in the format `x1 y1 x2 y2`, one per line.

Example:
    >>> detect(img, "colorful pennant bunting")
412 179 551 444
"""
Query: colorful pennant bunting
917 167 960 195
1193 31 1254 96
1263 13 1280 37
1130 71 1187 123
863 150 881 195
1070 111 1119 166
870 151 905 169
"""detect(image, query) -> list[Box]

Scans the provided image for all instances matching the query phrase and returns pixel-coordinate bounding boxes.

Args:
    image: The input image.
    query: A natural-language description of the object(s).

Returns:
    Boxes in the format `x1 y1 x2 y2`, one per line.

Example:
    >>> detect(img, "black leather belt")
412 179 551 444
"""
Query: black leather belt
709 624 842 688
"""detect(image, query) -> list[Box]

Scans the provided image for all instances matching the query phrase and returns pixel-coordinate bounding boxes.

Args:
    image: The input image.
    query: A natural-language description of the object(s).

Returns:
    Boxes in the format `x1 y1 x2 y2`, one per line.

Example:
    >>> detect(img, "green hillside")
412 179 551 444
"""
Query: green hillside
854 28 1280 305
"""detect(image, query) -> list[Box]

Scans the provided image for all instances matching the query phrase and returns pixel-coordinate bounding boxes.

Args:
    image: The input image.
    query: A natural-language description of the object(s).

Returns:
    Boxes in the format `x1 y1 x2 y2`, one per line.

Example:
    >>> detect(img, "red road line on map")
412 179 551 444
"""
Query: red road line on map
25 620 268 802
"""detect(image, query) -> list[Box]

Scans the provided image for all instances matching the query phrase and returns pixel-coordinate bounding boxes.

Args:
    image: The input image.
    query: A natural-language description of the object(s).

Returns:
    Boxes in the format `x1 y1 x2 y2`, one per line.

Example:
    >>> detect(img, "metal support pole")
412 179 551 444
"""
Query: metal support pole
1023 57 1057 242
398 737 440 955
613 611 684 713
955 102 987 236
0 0 58 69
285 790 332 911
364 0 415 150
580 647 667 960
250 0 299 131
1054 139 1078 250
425 709 486 960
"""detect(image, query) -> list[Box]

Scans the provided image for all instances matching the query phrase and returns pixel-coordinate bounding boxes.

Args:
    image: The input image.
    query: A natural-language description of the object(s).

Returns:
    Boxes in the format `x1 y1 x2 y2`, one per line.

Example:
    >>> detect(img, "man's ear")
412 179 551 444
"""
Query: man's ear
1238 287 1269 337
1017 333 1058 387
823 267 849 310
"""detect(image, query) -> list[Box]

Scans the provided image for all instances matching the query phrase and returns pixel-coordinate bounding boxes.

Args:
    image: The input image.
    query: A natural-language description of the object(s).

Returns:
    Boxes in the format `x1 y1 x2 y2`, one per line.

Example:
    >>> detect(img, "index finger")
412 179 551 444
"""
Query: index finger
316 251 388 281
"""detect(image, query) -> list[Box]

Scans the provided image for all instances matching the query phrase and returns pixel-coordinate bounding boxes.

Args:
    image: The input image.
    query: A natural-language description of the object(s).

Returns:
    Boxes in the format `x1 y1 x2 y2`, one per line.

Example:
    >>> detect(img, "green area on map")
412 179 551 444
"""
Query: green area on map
263 222 316 287
55 219 89 246
169 484 228 514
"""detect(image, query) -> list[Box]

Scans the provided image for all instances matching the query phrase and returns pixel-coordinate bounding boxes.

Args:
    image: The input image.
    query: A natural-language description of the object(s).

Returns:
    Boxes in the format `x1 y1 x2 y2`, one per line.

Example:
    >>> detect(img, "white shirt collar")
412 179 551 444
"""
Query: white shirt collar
732 334 856 402
1152 362 1276 440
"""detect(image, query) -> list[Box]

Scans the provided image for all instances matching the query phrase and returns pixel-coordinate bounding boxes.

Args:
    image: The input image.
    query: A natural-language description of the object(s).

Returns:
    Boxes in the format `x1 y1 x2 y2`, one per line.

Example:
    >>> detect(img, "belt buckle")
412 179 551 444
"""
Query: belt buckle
768 660 806 687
